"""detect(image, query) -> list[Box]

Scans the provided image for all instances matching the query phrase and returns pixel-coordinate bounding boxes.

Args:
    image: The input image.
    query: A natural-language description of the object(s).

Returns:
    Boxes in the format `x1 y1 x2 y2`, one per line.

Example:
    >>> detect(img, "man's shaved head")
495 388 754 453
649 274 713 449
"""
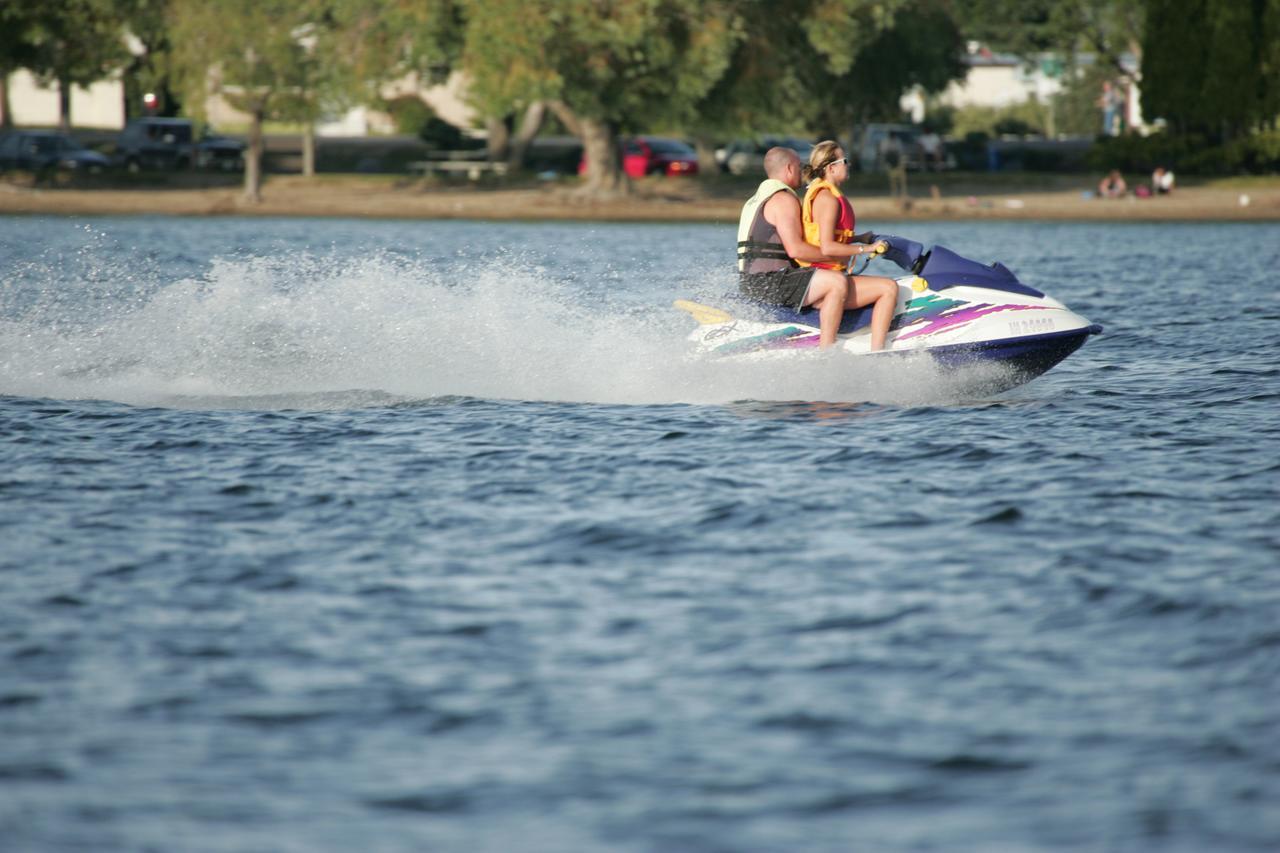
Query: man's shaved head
763 146 799 179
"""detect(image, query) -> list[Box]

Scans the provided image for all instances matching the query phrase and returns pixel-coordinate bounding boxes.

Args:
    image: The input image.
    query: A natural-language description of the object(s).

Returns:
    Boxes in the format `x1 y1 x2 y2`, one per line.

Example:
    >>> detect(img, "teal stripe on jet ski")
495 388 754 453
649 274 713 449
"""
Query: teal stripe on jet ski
713 326 814 354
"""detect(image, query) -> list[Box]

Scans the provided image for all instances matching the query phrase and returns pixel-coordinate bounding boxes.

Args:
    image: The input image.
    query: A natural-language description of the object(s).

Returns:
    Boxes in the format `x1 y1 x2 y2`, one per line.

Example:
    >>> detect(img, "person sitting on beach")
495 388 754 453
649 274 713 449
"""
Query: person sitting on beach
1098 170 1127 199
736 147 870 349
794 140 898 352
1152 166 1175 195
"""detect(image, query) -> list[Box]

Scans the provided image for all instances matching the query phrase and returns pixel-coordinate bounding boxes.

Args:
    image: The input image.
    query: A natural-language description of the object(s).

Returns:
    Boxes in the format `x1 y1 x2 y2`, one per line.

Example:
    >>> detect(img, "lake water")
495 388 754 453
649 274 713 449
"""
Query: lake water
1 213 1278 852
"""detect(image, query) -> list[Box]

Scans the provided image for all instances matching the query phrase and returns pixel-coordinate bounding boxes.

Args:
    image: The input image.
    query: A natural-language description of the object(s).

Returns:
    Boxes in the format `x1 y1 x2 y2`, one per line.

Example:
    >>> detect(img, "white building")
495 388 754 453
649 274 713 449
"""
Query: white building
4 62 473 138
3 69 126 129
902 43 1145 135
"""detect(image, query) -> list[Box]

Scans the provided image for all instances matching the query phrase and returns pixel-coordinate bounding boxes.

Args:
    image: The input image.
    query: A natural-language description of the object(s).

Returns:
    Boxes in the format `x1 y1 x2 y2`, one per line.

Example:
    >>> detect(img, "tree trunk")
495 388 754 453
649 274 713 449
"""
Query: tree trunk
692 135 719 175
486 116 510 163
58 77 72 133
508 101 546 171
302 122 316 177
579 118 627 195
548 101 627 195
244 107 264 203
0 74 12 131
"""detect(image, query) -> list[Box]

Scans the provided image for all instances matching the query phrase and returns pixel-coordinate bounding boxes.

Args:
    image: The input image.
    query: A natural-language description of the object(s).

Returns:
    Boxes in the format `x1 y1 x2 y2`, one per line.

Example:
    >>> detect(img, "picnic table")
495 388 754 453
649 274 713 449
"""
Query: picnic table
408 150 508 180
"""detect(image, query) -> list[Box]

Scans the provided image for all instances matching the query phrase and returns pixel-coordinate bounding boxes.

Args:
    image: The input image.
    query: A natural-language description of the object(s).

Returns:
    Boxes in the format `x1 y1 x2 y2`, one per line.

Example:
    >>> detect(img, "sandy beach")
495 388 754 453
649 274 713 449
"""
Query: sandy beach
3 172 1278 223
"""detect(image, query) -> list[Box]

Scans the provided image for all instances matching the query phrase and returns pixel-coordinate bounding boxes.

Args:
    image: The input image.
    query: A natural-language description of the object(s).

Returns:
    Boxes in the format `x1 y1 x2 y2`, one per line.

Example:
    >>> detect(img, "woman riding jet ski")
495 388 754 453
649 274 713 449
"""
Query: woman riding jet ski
676 234 1102 390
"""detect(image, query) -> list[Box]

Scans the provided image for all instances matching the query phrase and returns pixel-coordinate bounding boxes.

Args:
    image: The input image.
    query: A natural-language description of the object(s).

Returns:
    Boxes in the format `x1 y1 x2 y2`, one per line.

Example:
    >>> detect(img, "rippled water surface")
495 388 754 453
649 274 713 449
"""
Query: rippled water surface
2 214 1278 851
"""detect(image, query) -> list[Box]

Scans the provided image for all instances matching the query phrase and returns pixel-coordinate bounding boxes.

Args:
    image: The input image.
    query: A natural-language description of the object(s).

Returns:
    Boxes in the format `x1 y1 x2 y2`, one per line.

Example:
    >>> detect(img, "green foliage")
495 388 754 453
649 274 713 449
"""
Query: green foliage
384 96 469 149
816 0 966 128
1048 61 1114 137
688 0 964 141
1187 130 1280 174
116 0 182 117
1141 0 1279 140
167 0 365 124
1 3 45 74
167 0 304 117
1088 130 1280 175
461 0 740 132
419 116 468 149
952 0 1143 79
946 100 1052 139
16 0 130 88
325 0 463 109
383 96 433 136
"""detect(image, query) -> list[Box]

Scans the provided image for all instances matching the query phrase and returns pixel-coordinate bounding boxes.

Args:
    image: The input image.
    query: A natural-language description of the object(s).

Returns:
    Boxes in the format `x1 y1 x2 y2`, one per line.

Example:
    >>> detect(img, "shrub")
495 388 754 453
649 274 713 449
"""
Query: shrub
1090 130 1280 175
1086 133 1199 172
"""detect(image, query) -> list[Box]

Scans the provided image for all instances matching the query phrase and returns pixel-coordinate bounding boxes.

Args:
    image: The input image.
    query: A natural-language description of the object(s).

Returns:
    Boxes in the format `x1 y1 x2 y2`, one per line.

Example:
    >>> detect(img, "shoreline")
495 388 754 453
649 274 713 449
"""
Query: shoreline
3 174 1278 223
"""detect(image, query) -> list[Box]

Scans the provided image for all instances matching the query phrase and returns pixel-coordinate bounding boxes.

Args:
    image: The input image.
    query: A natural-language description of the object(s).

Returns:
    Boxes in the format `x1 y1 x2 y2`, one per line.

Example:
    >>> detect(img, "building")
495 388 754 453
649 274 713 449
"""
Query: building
3 63 474 140
2 69 126 129
901 43 1146 136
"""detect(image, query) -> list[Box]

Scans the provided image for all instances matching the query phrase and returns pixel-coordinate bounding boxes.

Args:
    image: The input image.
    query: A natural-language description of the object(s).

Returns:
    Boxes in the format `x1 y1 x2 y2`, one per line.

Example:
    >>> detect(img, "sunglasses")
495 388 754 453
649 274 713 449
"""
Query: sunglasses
826 157 849 168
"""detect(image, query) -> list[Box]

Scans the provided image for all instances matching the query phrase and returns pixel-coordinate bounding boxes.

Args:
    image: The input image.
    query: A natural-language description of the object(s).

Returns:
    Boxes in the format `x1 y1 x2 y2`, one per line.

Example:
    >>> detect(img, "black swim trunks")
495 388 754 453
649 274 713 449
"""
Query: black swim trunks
739 267 815 310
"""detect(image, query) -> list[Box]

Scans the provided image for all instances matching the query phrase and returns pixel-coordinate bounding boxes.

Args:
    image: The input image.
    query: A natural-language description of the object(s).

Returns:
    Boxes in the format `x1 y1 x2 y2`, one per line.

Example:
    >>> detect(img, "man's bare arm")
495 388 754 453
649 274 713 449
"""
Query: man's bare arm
765 194 835 264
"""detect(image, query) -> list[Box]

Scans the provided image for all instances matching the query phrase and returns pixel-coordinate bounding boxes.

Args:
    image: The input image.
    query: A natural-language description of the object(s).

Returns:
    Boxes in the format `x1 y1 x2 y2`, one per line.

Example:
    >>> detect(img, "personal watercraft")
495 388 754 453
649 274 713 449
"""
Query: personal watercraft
677 235 1101 390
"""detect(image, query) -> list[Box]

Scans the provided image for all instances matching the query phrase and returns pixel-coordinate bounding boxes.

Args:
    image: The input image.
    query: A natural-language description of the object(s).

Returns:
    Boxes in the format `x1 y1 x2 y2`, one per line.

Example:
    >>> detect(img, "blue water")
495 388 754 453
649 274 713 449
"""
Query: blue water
2 214 1278 851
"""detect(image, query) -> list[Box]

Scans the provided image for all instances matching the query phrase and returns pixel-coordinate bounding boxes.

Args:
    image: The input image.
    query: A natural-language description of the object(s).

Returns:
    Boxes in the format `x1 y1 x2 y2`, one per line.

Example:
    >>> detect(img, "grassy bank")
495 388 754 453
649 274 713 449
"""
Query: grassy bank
3 170 1278 223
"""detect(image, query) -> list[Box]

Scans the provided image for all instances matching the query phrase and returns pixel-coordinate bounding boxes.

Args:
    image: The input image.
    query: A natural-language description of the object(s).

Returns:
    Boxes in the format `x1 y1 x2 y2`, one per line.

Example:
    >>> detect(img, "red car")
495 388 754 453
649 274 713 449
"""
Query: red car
579 136 700 178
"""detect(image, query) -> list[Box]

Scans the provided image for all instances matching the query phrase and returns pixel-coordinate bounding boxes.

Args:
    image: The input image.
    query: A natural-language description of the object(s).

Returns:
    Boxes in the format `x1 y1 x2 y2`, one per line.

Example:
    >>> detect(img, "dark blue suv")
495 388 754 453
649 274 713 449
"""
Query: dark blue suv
115 118 196 171
0 131 111 178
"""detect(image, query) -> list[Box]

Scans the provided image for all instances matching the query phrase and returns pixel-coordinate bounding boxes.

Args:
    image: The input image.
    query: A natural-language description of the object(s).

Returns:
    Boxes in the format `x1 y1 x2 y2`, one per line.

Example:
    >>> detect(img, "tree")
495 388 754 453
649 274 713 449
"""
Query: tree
678 0 962 168
0 4 46 129
1263 0 1280 127
325 0 467 166
168 0 321 201
1141 0 1275 139
20 0 130 132
799 0 966 138
461 0 741 194
116 0 181 119
953 0 1143 80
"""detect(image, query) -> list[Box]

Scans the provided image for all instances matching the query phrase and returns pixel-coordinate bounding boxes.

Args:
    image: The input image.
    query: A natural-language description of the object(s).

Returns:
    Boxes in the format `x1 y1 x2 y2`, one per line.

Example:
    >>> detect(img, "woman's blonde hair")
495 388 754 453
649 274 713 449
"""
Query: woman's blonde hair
803 140 843 183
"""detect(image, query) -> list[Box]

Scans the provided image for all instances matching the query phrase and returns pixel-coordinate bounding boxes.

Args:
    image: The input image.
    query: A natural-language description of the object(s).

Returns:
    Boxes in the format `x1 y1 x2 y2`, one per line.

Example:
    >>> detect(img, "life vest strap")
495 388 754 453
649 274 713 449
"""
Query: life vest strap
737 239 792 261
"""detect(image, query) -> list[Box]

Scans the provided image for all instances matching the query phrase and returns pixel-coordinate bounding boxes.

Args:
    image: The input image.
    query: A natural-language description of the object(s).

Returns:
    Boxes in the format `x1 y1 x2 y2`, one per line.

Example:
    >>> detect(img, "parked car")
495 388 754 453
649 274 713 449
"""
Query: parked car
115 117 196 171
624 136 698 177
579 136 699 178
196 130 245 171
0 131 111 177
716 136 813 176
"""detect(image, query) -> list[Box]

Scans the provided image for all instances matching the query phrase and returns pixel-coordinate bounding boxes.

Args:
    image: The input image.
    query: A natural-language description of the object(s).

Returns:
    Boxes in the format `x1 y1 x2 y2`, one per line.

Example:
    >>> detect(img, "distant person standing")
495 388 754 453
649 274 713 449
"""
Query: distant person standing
1099 81 1123 137
880 135 907 199
918 129 943 171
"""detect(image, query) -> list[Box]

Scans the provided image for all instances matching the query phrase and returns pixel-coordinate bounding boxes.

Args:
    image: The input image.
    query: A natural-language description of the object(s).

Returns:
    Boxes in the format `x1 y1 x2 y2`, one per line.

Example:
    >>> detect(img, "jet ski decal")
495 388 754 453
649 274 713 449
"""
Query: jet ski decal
712 326 818 354
896 296 1044 341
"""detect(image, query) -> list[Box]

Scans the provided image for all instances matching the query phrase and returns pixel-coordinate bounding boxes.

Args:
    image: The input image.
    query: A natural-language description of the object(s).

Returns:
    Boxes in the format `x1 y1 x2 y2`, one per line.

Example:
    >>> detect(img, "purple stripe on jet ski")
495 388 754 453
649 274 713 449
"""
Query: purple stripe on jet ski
895 302 1043 342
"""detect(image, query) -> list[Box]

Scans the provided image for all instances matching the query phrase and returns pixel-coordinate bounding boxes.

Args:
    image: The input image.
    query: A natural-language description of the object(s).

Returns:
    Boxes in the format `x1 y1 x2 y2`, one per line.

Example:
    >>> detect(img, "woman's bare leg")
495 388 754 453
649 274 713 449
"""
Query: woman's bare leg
801 270 850 348
846 275 898 351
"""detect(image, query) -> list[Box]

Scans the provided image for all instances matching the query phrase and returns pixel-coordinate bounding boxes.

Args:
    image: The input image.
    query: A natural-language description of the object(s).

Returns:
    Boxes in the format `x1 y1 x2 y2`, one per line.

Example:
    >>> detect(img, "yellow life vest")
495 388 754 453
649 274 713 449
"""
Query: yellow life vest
796 178 855 269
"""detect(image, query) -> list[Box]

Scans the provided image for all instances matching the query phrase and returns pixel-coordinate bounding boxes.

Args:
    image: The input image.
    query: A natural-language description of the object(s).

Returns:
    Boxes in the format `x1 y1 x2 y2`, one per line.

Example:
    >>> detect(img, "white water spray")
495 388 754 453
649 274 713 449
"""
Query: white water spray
0 252 996 409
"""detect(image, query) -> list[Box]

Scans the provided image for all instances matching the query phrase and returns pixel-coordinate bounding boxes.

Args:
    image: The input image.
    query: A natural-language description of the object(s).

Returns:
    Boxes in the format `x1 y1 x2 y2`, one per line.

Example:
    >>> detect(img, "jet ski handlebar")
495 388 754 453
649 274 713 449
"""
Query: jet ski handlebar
846 234 927 275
